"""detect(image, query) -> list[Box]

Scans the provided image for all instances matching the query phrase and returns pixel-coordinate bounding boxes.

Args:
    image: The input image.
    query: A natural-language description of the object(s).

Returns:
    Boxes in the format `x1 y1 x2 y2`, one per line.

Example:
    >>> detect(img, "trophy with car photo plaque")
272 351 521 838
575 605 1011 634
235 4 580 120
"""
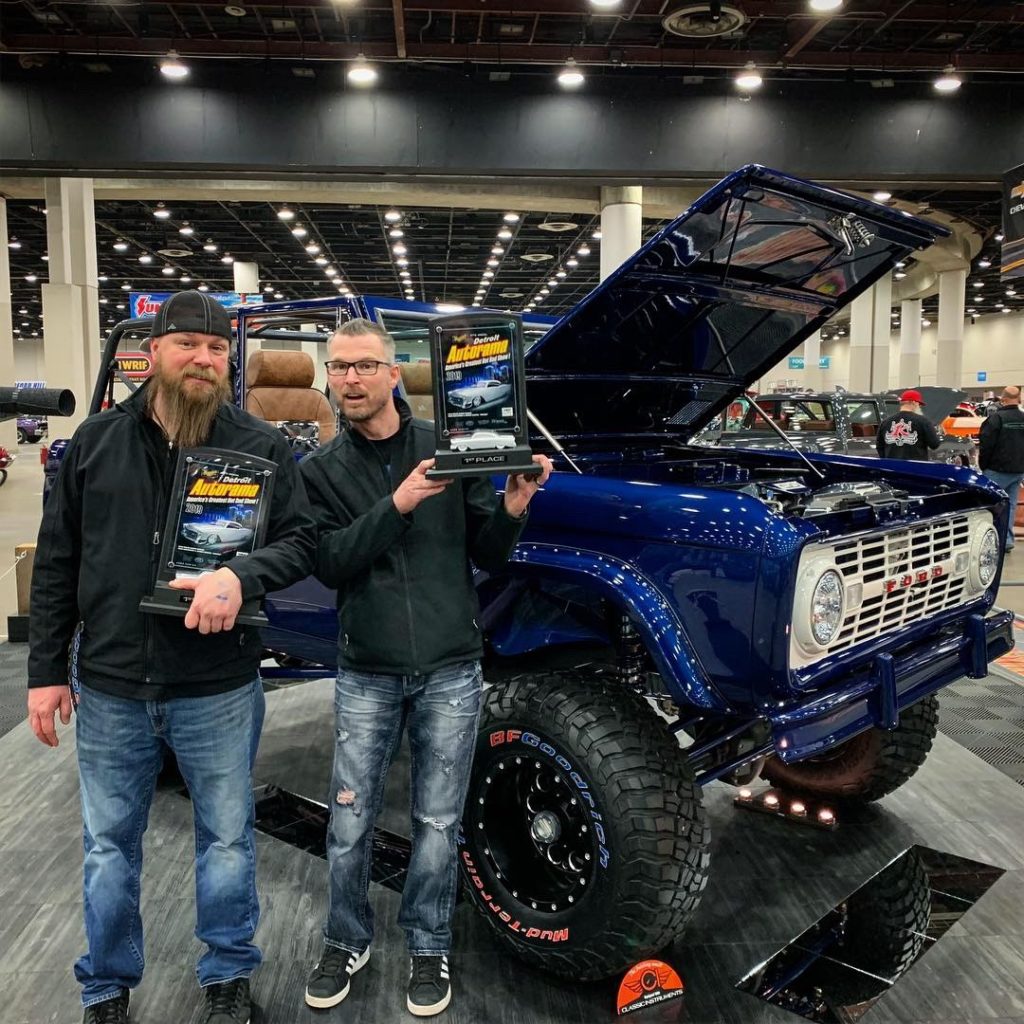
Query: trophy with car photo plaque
426 312 540 479
139 447 276 626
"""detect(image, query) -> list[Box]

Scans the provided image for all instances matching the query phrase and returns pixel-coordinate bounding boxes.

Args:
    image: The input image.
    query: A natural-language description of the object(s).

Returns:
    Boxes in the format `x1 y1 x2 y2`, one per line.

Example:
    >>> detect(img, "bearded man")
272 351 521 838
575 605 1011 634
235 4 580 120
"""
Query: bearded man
26 291 316 1024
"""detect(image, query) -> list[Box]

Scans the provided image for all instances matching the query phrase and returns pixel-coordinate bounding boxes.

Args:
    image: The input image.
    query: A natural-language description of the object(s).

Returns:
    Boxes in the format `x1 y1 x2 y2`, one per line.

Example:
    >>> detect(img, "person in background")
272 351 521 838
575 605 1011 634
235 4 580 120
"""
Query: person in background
875 389 941 462
299 319 552 1018
979 385 1024 552
26 291 317 1024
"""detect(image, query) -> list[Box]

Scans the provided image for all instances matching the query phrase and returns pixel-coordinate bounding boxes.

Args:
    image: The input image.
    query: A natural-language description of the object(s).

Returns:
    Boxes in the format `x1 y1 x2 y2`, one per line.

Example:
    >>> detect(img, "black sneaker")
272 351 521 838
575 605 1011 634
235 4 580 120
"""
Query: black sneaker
83 991 129 1024
200 977 251 1024
407 955 451 1017
304 944 370 1009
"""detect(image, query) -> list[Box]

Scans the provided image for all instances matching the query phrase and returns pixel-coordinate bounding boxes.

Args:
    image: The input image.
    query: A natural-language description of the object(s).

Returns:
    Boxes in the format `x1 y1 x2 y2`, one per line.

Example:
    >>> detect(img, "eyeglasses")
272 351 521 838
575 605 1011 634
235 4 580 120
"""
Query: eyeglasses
324 359 392 377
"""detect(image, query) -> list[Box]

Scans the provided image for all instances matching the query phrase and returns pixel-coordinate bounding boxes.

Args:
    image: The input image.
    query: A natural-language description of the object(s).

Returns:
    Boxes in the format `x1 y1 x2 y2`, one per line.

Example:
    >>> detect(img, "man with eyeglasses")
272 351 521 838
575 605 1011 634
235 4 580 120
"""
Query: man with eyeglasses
26 291 317 1024
299 318 552 1017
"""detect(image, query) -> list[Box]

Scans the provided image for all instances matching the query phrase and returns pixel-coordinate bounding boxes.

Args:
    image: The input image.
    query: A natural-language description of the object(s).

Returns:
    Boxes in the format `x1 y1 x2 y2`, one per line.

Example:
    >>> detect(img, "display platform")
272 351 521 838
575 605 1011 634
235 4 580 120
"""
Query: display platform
0 655 1023 1023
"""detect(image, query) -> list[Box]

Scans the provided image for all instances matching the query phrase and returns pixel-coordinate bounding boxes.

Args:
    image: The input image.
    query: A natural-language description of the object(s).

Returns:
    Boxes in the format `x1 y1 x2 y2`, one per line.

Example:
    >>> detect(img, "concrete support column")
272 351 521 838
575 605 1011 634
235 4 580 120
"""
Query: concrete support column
898 299 923 386
301 340 327 393
599 186 642 282
935 268 967 387
848 276 893 392
41 178 99 433
233 261 259 298
803 330 822 390
0 200 16 449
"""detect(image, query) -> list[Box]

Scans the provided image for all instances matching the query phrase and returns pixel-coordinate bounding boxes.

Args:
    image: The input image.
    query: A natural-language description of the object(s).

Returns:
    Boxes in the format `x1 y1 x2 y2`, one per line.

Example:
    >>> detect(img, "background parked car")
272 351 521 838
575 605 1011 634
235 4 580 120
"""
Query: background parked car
16 415 46 444
696 387 977 467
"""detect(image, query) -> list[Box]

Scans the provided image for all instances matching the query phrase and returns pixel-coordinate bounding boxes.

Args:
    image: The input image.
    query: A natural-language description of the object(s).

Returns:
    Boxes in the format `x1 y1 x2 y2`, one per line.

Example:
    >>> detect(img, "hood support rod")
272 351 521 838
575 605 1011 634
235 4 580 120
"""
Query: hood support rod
744 395 825 480
527 408 584 475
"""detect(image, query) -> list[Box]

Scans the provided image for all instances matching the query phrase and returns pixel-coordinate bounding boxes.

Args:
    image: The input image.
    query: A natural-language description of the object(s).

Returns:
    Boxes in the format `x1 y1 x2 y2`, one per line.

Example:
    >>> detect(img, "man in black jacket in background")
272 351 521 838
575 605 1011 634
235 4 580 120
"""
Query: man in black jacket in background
875 389 942 461
299 319 551 1018
979 385 1024 551
26 291 316 1024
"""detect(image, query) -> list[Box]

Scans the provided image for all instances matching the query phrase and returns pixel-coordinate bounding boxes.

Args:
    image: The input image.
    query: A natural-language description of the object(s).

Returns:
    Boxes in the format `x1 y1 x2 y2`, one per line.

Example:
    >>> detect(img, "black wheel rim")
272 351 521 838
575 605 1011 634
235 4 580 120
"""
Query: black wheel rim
470 751 600 913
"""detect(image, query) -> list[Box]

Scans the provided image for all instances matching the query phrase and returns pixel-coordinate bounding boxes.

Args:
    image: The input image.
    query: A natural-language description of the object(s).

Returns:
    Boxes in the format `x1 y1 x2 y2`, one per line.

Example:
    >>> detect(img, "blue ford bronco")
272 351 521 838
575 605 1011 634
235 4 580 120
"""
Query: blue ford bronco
51 166 1013 980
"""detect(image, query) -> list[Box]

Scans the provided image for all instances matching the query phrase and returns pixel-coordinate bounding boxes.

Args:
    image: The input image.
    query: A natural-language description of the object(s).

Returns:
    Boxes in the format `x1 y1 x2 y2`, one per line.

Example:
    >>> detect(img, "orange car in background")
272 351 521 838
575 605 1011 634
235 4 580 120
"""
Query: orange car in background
941 402 987 439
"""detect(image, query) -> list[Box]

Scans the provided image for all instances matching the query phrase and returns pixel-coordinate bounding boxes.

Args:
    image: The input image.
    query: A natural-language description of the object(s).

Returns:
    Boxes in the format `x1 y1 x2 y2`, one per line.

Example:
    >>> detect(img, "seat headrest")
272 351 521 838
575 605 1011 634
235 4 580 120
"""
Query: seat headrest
247 349 315 389
400 362 433 397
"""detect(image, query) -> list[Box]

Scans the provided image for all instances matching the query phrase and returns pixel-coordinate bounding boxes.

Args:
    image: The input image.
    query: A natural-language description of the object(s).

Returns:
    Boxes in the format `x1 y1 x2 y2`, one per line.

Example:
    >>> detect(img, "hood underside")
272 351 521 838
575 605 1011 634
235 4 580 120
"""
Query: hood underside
524 165 948 442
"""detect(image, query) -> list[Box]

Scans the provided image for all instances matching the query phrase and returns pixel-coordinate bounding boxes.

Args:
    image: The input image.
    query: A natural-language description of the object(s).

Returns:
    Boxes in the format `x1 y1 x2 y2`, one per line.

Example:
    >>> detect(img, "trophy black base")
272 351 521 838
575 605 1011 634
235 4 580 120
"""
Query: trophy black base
139 584 269 628
427 447 541 479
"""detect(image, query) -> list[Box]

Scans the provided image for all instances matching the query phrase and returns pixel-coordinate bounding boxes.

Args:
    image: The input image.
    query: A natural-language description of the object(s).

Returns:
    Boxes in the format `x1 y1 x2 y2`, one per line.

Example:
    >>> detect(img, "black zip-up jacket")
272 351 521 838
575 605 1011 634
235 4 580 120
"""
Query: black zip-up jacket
979 405 1024 473
28 384 317 699
875 410 941 461
299 398 527 676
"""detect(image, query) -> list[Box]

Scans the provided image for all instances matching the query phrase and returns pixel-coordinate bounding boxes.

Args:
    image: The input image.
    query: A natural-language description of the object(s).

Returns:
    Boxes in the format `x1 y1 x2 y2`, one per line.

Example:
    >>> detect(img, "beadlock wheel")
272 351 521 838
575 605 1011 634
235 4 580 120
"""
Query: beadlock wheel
459 671 709 980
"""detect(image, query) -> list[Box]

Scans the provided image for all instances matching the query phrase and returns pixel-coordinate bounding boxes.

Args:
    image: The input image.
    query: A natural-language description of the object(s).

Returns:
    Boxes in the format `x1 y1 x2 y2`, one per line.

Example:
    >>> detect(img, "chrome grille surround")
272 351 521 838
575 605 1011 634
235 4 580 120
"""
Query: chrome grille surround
791 510 996 670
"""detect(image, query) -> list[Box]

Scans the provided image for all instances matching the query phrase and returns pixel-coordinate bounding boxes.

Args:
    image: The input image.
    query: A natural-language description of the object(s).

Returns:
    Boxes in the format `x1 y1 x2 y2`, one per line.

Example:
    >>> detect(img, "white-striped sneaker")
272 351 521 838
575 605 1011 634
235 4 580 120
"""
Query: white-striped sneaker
304 944 370 1009
407 954 451 1017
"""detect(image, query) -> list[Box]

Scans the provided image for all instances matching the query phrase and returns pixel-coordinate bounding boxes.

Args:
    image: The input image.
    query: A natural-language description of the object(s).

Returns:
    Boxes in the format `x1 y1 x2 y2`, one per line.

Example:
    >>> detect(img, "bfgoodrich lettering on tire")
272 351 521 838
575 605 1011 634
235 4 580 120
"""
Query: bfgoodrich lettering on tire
762 695 939 803
459 671 709 980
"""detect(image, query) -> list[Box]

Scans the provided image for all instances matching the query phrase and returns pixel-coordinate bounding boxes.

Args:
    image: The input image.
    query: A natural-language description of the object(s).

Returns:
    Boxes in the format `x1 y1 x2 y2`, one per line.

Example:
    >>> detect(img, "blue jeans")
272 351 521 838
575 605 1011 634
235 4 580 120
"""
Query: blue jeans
324 661 482 956
74 679 265 1008
984 469 1023 549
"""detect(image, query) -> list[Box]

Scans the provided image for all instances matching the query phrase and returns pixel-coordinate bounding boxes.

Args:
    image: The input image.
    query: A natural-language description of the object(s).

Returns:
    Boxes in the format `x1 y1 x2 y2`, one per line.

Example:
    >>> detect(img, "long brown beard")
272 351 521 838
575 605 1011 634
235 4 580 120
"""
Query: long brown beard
148 363 231 448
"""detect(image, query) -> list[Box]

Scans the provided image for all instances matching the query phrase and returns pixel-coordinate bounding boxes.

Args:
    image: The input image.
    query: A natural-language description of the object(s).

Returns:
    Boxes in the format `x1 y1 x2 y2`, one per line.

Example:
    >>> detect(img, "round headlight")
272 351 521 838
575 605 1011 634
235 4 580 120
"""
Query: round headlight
811 570 844 646
977 527 999 588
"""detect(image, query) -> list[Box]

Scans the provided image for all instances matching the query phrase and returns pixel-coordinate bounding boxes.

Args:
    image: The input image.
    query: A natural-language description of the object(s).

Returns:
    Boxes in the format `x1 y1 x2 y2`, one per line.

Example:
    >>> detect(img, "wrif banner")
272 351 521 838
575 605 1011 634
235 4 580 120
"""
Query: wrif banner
1001 163 1024 281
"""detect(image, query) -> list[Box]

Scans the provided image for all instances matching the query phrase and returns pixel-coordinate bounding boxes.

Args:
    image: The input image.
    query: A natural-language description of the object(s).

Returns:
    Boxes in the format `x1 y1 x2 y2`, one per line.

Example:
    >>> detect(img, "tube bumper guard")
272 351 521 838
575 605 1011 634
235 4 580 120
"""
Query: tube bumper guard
770 608 1014 763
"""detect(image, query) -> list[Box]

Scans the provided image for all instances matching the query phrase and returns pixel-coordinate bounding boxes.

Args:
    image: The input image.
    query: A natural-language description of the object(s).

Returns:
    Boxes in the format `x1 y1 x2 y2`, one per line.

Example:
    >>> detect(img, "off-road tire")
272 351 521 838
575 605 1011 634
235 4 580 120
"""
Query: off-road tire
460 671 709 980
762 695 938 803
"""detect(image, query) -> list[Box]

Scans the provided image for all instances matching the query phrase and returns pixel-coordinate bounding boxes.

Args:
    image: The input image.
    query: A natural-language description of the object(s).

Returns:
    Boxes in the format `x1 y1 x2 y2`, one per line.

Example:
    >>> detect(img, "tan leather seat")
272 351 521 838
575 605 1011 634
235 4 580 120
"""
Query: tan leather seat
245 349 337 444
400 362 435 421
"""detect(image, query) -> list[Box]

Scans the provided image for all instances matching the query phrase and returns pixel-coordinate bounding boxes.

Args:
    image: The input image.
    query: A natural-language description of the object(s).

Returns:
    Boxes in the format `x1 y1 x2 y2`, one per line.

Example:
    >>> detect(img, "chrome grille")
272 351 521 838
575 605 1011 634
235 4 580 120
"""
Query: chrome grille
791 512 988 669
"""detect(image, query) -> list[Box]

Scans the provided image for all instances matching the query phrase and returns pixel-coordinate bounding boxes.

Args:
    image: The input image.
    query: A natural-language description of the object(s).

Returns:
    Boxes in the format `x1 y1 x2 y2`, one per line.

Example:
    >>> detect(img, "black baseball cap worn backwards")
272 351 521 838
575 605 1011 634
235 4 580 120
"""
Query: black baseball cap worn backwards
149 290 233 342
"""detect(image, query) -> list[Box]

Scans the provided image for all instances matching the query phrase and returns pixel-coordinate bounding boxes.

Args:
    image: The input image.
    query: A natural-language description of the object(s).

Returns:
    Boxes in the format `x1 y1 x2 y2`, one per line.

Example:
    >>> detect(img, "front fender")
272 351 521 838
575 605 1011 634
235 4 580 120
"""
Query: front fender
508 542 733 713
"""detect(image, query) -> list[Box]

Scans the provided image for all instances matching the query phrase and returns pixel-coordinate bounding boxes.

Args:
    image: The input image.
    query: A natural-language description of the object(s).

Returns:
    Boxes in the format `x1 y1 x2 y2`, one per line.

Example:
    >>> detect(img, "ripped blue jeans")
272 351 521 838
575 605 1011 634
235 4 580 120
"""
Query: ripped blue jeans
324 661 482 956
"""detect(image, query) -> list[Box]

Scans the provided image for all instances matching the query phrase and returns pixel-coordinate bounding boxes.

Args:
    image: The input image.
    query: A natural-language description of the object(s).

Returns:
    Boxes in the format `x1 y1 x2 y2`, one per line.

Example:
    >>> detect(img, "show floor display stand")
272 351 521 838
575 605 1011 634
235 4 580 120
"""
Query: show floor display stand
1 662 1023 1023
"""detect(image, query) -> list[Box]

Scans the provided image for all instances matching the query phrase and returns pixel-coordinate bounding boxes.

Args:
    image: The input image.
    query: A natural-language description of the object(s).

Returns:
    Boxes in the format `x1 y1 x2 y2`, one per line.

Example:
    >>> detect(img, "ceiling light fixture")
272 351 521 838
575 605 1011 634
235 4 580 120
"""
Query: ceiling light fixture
347 56 378 87
872 191 892 202
491 246 505 256
221 254 234 264
735 62 763 91
161 265 175 275
305 243 320 254
384 209 402 223
138 254 153 264
933 65 962 92
198 283 209 291
277 207 294 221
180 275 191 283
113 239 129 251
393 243 407 256
159 51 189 80
315 256 328 266
497 228 513 241
8 239 21 250
24 274 37 283
203 240 218 252
558 58 585 89
588 0 621 8
977 259 991 268
291 225 308 238
556 270 567 278
503 213 520 224
389 228 404 239
178 222 194 236
487 259 499 267
577 245 591 256
808 0 843 12
121 283 132 290
153 203 171 219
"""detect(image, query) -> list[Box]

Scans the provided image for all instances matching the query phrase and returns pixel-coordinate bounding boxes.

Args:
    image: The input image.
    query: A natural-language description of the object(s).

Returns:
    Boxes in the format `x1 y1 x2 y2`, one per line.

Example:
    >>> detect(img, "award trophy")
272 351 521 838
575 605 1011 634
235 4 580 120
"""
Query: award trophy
139 447 276 627
426 312 540 479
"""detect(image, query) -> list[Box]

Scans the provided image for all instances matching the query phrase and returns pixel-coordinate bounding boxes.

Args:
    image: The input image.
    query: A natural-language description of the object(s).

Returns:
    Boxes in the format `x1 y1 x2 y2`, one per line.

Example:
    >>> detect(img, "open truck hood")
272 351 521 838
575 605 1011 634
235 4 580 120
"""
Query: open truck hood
524 165 948 443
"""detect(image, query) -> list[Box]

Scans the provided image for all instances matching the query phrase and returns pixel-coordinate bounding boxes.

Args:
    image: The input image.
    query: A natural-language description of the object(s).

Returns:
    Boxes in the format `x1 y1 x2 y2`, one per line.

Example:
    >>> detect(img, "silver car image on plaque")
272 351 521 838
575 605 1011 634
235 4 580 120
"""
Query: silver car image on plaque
426 312 539 479
139 447 276 626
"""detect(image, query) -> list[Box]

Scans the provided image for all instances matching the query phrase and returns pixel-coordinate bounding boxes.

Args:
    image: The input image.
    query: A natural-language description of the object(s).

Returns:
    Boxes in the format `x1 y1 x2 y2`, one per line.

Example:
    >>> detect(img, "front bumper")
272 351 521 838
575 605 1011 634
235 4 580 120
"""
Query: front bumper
770 608 1014 762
